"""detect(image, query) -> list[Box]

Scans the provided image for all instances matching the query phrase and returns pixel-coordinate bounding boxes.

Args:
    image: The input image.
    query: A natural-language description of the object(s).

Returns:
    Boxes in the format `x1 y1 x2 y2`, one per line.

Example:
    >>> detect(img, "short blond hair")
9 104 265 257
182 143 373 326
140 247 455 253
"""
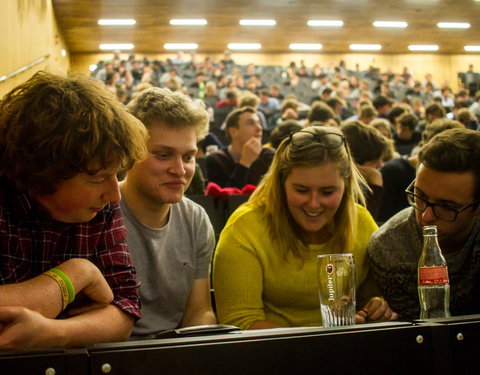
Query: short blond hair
127 87 209 140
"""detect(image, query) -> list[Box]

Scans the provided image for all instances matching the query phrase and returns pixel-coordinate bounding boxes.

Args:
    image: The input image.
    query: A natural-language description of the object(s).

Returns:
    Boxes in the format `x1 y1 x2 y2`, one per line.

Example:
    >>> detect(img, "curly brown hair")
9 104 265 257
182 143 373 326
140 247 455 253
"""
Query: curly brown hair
0 71 148 195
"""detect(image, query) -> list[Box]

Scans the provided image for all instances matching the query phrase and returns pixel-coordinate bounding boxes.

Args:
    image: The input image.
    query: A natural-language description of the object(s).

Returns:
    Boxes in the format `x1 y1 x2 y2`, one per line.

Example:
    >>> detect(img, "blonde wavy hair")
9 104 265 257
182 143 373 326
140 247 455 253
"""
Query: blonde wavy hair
248 125 366 259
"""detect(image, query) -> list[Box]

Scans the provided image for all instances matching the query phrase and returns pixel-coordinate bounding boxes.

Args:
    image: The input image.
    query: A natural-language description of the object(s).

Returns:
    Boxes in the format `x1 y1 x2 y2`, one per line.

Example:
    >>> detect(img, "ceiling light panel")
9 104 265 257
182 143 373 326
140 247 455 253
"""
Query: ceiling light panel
98 19 136 26
227 43 262 50
437 22 470 29
164 43 198 50
373 21 408 28
289 43 323 50
349 44 382 51
99 43 134 50
408 44 439 51
464 45 480 52
239 19 276 26
170 19 207 25
308 20 343 27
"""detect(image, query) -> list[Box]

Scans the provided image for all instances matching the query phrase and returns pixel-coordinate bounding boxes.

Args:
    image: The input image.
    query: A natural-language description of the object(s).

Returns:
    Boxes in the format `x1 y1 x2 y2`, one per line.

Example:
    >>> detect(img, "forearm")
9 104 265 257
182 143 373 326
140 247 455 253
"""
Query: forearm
0 258 112 319
0 276 63 318
55 304 134 347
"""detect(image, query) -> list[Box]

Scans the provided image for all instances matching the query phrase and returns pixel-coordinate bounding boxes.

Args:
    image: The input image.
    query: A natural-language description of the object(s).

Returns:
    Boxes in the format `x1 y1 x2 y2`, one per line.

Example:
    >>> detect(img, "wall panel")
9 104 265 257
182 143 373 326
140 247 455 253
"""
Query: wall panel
0 0 70 98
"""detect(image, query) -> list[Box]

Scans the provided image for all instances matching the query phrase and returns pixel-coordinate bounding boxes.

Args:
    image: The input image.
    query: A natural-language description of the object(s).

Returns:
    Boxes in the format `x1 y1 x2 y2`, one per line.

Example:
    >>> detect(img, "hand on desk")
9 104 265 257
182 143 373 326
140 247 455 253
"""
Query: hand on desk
356 297 398 324
0 306 56 350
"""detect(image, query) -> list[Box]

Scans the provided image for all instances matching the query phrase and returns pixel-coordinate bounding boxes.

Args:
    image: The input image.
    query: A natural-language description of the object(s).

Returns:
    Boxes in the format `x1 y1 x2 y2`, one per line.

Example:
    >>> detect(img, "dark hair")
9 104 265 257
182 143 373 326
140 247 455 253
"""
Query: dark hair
388 106 407 125
419 128 480 200
398 113 418 131
270 120 303 148
0 71 148 195
341 121 389 164
425 103 446 119
326 97 342 110
308 101 335 122
373 95 392 109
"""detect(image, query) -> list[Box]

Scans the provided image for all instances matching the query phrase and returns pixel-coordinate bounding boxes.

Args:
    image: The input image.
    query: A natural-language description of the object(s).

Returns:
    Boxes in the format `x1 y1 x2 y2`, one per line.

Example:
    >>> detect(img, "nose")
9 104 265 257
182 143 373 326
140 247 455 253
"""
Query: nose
103 176 121 204
167 156 186 177
420 205 437 224
306 192 321 210
255 121 263 135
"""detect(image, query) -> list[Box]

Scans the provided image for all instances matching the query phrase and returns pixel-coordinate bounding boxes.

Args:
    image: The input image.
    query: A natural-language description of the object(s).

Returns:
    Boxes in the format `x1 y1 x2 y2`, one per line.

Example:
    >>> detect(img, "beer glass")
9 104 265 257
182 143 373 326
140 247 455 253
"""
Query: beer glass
316 253 356 327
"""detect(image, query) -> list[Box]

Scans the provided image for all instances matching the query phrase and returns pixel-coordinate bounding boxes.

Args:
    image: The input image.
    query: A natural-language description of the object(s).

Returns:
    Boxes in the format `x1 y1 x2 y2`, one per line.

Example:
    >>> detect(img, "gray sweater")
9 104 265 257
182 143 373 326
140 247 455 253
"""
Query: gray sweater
367 207 480 320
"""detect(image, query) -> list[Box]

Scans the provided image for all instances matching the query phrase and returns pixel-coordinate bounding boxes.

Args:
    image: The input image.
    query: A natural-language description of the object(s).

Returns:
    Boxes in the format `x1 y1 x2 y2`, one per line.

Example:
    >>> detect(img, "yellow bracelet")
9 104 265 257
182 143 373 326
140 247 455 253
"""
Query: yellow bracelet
49 268 75 304
44 270 69 311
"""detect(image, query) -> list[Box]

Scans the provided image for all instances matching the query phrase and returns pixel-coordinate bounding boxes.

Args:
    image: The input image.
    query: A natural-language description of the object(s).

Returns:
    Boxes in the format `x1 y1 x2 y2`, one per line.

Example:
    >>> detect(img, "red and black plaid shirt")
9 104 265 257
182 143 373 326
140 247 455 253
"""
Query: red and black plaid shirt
0 180 141 320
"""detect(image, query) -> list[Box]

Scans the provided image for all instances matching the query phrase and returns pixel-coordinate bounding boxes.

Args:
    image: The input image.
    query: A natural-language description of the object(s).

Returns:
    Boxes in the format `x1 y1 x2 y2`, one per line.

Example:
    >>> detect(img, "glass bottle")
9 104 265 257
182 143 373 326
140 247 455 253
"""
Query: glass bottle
417 225 451 319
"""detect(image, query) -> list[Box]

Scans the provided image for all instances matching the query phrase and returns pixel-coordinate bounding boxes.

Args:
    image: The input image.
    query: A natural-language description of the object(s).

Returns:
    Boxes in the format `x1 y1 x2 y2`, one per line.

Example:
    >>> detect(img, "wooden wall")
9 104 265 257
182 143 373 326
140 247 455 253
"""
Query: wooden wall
0 0 70 98
71 52 480 92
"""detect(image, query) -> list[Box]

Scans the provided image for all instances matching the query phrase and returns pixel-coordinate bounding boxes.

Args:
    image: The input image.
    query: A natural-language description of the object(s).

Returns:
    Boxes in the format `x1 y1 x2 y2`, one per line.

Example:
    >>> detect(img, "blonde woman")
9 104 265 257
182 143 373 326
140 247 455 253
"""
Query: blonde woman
213 126 397 329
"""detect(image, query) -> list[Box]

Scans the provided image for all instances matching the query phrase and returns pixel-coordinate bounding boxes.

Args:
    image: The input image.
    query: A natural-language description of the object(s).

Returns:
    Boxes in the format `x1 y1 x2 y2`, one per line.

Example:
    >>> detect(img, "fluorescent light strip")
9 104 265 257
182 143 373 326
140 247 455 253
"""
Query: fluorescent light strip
98 19 136 26
408 44 439 51
437 22 470 29
170 19 207 26
464 45 480 52
308 20 343 27
373 21 408 28
349 44 382 51
227 43 262 50
99 43 134 50
239 19 276 26
164 43 198 50
289 43 323 50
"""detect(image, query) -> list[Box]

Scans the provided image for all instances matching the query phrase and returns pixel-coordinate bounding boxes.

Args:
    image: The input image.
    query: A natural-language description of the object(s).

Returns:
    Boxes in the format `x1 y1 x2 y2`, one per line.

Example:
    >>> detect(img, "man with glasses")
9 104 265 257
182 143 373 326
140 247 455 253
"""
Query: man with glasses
367 128 480 320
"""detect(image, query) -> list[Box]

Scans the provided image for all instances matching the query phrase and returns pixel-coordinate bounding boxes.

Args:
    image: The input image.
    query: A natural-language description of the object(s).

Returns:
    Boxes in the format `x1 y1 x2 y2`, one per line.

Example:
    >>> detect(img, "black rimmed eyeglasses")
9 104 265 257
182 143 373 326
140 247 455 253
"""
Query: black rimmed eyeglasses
405 179 479 222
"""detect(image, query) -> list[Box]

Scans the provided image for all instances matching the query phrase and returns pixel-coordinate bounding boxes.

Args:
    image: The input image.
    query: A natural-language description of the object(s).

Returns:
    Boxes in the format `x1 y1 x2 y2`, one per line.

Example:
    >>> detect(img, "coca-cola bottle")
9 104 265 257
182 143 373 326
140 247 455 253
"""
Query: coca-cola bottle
417 225 451 319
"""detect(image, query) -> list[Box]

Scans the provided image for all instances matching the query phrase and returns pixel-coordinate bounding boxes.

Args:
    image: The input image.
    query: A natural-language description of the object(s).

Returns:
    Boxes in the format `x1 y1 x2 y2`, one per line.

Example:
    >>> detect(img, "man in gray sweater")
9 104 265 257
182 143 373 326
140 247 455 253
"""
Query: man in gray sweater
367 128 480 320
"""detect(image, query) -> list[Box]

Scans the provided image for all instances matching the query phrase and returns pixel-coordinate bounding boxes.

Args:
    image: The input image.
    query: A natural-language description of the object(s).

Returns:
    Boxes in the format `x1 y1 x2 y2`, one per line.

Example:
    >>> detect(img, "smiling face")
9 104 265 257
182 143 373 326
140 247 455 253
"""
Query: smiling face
284 162 345 243
35 168 121 223
125 121 197 207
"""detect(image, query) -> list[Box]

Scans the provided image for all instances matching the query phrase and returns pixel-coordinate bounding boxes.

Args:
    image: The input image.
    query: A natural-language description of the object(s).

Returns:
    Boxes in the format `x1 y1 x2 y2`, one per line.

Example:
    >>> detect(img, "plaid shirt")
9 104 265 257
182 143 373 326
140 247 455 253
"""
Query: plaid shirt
0 180 141 320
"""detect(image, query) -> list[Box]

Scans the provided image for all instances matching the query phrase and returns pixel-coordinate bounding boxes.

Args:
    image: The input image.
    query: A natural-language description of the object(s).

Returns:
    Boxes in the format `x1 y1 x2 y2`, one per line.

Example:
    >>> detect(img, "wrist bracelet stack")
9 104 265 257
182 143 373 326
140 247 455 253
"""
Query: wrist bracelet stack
44 268 76 311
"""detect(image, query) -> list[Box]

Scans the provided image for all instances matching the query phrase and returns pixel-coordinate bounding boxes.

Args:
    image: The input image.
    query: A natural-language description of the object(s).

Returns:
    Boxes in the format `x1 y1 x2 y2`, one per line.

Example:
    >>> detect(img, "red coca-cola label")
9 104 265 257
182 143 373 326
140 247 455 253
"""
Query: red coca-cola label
418 266 449 285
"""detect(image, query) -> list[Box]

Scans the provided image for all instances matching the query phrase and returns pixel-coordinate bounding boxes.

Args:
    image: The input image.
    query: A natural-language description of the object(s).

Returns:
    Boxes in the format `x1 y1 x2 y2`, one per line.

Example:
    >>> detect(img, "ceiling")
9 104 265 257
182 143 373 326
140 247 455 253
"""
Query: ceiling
52 0 480 54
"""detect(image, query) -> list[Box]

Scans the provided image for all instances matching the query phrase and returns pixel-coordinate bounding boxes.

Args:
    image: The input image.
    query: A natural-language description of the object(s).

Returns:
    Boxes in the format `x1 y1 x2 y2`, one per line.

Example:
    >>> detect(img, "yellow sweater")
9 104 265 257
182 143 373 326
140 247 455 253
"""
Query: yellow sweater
213 203 379 329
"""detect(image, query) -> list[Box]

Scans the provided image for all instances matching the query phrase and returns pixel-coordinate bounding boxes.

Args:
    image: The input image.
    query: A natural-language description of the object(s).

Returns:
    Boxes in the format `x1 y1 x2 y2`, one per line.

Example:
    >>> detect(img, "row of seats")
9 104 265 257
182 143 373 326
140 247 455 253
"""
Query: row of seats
187 194 249 237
